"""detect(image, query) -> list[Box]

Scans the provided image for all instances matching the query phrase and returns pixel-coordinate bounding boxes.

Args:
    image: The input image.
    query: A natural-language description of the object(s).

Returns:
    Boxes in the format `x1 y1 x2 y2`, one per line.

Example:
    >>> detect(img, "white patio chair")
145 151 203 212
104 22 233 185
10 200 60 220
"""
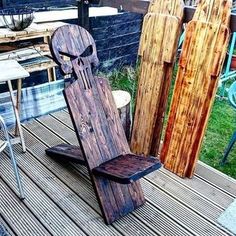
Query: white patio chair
0 115 24 199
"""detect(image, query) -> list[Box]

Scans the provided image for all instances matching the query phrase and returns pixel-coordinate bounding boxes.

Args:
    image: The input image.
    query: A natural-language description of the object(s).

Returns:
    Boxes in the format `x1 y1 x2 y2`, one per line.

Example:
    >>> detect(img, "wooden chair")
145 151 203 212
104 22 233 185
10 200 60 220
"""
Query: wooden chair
49 24 161 224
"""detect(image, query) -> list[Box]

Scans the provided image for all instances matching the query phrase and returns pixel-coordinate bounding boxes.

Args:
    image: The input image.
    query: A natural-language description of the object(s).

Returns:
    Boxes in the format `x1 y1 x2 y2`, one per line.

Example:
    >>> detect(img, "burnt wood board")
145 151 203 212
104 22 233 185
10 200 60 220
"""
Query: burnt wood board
45 144 86 165
92 154 161 184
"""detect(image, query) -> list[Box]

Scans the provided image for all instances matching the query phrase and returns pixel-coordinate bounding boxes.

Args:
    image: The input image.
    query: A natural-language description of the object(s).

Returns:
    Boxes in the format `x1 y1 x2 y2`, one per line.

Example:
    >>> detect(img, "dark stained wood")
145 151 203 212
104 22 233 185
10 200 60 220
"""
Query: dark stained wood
64 76 146 225
49 24 162 224
45 144 86 165
93 154 161 184
45 91 131 162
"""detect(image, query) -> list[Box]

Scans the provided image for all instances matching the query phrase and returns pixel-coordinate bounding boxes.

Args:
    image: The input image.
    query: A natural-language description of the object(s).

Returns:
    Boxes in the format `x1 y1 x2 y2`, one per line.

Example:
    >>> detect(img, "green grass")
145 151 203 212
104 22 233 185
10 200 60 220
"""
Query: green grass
106 67 236 179
200 99 236 179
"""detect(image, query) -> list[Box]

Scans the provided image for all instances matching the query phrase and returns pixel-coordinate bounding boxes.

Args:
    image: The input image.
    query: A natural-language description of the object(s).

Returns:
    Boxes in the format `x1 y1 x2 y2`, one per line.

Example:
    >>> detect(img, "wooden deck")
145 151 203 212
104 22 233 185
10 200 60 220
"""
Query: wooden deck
1 110 236 236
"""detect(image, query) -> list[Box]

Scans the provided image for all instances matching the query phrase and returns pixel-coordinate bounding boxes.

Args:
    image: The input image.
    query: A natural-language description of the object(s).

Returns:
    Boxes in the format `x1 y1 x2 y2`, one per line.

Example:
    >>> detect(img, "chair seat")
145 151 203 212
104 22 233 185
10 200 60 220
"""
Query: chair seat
92 154 162 184
0 140 7 152
45 144 86 165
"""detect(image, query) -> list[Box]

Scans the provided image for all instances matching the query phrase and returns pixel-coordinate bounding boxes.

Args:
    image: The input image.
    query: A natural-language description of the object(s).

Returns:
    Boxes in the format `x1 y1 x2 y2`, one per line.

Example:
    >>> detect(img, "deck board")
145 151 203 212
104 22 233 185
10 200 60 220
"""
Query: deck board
0 215 15 236
0 152 87 236
0 180 50 236
0 111 236 236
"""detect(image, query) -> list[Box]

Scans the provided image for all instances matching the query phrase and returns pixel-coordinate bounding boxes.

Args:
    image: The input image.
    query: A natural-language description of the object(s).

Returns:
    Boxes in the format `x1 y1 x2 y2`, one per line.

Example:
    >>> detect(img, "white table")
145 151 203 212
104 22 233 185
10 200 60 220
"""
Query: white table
0 60 30 152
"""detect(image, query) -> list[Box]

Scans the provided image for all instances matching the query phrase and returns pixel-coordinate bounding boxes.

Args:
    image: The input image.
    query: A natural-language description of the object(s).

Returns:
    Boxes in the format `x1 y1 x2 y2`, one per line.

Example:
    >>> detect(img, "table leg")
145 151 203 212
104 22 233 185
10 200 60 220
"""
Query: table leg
44 35 56 82
15 78 22 136
7 80 26 153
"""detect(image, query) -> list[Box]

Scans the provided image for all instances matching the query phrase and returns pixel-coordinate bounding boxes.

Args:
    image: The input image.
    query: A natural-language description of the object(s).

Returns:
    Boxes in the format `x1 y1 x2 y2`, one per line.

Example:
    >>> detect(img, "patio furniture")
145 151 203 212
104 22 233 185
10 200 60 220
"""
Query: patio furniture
221 81 236 164
0 115 24 199
0 60 30 152
49 24 162 224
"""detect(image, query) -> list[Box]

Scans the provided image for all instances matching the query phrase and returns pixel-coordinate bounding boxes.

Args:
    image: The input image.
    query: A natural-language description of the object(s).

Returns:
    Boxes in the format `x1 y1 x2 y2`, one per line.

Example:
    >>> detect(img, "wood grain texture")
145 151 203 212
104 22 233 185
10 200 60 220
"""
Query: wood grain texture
161 0 231 178
45 144 86 164
50 25 155 224
45 90 131 161
131 0 184 156
93 154 162 184
64 77 146 225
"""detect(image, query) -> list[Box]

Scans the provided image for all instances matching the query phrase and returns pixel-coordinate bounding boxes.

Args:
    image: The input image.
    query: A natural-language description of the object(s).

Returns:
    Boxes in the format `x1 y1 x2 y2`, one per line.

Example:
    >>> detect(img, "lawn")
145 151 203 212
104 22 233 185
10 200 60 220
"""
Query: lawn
107 67 236 179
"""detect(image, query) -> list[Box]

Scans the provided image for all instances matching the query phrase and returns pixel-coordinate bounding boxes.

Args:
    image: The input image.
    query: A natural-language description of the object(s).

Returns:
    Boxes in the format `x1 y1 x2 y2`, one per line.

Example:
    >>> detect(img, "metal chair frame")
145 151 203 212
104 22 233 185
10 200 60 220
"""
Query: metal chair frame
221 81 236 164
0 115 24 199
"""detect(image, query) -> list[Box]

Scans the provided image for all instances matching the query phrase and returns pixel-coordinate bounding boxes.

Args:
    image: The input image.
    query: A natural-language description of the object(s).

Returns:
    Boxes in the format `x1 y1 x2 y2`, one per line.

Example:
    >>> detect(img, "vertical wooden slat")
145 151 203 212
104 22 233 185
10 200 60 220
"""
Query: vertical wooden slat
161 0 231 178
131 0 184 156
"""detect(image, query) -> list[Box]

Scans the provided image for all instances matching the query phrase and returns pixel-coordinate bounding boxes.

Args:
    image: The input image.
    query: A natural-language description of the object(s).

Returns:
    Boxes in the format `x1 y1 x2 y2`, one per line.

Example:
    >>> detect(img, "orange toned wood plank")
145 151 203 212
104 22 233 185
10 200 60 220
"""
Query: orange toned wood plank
161 0 231 178
131 0 184 156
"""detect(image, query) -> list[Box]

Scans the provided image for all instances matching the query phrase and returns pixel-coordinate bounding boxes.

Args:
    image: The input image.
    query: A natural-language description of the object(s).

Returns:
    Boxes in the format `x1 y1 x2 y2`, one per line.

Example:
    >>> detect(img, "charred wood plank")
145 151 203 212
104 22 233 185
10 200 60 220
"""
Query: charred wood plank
93 154 161 184
45 144 86 165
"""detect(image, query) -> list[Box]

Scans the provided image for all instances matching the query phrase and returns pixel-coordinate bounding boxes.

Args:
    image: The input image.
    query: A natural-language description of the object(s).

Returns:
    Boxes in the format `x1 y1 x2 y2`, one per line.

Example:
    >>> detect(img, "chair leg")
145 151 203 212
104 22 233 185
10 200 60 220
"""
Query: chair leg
7 80 26 153
7 141 25 200
221 131 236 165
0 116 25 199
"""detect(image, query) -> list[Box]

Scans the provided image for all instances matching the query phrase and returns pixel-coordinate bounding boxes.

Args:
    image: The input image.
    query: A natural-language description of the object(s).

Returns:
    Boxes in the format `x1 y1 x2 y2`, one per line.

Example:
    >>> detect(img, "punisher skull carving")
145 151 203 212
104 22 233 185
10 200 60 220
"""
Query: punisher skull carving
50 25 99 89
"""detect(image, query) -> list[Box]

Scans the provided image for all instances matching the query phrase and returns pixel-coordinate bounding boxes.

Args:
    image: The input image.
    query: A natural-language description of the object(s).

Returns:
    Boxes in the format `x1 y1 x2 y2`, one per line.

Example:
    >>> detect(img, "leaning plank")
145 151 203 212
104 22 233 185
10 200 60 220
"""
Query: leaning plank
0 180 50 236
131 0 184 156
0 153 87 236
35 113 232 236
161 0 231 178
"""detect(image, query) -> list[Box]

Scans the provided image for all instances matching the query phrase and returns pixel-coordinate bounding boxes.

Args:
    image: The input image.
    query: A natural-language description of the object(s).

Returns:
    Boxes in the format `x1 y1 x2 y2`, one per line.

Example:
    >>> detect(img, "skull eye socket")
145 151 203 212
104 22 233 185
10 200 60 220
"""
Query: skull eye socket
58 50 77 60
80 45 93 58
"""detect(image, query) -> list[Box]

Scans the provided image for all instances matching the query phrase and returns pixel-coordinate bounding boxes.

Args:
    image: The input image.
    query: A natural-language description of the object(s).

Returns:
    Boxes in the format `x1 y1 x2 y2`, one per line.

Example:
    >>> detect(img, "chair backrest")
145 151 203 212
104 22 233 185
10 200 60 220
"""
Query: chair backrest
228 81 236 109
50 25 131 169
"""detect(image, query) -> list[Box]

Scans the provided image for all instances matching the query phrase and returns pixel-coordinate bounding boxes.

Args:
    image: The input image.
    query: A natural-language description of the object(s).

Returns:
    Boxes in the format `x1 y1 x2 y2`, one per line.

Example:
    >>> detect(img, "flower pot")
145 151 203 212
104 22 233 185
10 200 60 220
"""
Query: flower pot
230 54 236 70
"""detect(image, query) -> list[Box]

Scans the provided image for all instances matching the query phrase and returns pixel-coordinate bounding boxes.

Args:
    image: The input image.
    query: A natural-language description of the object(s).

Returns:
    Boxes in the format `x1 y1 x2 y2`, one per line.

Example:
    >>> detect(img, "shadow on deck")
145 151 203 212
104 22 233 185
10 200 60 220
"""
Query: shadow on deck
1 110 236 236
